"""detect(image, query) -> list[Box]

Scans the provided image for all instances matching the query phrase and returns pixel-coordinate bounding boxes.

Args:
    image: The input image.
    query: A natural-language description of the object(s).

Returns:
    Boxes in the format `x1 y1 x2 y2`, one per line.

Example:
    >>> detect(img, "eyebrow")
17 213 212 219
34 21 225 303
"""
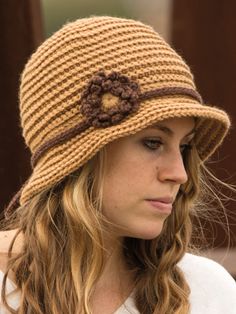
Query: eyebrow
150 124 196 139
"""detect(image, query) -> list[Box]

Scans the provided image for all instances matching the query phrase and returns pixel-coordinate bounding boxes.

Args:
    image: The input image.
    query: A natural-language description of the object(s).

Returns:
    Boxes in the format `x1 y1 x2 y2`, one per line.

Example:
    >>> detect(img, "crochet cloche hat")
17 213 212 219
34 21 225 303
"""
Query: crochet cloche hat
6 16 231 213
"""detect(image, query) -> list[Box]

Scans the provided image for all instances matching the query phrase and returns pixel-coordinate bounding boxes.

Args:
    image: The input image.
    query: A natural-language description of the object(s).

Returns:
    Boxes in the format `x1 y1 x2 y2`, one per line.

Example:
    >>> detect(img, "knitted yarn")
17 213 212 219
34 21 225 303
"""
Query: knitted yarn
6 16 230 213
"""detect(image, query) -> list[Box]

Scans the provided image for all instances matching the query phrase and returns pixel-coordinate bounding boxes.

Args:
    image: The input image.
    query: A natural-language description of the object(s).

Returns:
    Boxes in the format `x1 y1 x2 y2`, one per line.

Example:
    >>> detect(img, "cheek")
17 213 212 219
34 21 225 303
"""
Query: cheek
101 159 144 217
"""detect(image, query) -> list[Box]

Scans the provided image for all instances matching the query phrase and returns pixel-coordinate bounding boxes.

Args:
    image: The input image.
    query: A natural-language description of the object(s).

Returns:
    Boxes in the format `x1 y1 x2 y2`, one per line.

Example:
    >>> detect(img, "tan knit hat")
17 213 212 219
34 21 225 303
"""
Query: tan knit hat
6 16 230 213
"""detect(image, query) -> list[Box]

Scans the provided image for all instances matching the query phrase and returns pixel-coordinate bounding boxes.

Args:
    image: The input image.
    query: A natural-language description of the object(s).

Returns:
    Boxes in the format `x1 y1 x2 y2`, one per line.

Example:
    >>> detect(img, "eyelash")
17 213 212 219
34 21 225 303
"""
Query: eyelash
142 139 193 154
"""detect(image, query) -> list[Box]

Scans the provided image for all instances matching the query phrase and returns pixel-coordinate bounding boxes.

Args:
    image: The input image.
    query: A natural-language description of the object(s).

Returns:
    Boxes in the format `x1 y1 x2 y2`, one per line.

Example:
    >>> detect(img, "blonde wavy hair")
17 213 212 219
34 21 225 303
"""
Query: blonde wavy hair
1 142 234 314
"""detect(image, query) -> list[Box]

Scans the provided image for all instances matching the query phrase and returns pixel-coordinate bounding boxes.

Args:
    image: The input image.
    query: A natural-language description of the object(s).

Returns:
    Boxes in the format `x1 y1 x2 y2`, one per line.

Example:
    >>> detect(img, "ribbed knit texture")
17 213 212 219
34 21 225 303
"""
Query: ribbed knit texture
9 16 230 208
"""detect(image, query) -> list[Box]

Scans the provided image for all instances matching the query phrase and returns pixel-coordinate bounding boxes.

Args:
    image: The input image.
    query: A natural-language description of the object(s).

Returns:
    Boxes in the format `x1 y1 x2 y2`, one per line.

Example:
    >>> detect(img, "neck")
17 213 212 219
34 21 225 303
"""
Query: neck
93 236 135 294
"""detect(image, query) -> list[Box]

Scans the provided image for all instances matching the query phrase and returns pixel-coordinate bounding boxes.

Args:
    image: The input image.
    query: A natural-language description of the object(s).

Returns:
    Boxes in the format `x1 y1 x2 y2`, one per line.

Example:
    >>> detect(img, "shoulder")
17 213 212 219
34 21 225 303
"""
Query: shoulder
0 230 22 312
178 252 236 285
0 229 23 273
178 253 236 313
0 268 20 312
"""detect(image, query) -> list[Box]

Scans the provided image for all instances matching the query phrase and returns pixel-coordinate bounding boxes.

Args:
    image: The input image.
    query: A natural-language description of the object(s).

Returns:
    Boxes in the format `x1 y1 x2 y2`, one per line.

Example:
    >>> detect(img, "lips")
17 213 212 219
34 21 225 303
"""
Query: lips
147 197 174 204
146 197 174 214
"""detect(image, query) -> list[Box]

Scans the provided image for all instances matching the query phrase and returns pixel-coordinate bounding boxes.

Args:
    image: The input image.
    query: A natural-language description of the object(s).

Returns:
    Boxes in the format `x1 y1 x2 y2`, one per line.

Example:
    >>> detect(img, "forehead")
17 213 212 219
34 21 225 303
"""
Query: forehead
145 117 196 136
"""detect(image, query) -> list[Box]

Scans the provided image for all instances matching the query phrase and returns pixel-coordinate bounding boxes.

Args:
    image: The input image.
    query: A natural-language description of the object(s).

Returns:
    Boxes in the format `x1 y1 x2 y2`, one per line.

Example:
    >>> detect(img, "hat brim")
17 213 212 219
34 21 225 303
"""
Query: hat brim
20 96 230 205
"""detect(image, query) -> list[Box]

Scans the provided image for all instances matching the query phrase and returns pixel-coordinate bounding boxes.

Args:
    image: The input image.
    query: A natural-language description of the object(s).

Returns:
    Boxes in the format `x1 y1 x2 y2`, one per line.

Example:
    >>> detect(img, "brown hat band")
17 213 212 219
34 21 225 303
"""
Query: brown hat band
31 71 202 168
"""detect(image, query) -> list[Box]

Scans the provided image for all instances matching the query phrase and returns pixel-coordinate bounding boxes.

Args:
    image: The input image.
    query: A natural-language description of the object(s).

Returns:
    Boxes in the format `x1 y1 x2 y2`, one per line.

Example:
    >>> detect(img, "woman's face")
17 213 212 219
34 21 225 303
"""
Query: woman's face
101 117 195 240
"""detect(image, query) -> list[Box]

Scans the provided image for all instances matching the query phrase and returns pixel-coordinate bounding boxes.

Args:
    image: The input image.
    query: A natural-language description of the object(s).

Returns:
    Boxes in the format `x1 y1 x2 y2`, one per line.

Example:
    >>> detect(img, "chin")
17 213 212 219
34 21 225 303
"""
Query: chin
126 224 164 240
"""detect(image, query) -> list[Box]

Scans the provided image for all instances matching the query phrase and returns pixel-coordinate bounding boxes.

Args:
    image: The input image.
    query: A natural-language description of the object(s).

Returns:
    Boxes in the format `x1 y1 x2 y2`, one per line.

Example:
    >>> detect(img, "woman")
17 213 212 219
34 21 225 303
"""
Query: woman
1 16 236 314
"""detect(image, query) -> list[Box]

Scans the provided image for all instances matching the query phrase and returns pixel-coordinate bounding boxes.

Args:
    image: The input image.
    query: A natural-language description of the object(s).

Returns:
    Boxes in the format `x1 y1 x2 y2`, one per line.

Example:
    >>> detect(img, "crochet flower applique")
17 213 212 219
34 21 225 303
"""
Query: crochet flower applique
80 71 141 127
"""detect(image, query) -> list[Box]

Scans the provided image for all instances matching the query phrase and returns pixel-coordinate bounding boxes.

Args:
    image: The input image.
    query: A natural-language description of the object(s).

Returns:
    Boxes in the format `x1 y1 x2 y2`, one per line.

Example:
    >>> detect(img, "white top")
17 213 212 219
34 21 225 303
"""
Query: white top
1 253 236 314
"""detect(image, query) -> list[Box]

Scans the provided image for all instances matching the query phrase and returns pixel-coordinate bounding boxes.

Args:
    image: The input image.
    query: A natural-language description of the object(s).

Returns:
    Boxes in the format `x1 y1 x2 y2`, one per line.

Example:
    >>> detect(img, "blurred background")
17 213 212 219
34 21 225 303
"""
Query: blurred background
0 0 235 277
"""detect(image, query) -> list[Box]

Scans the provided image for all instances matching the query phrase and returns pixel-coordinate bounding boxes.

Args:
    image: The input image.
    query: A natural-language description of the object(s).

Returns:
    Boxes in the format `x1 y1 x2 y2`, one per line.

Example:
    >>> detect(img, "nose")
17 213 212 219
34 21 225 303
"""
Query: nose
157 150 188 185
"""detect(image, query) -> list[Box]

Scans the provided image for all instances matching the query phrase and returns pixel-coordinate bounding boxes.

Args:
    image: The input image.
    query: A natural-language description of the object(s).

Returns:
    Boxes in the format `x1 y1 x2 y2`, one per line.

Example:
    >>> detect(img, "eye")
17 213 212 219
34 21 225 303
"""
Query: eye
142 138 163 150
